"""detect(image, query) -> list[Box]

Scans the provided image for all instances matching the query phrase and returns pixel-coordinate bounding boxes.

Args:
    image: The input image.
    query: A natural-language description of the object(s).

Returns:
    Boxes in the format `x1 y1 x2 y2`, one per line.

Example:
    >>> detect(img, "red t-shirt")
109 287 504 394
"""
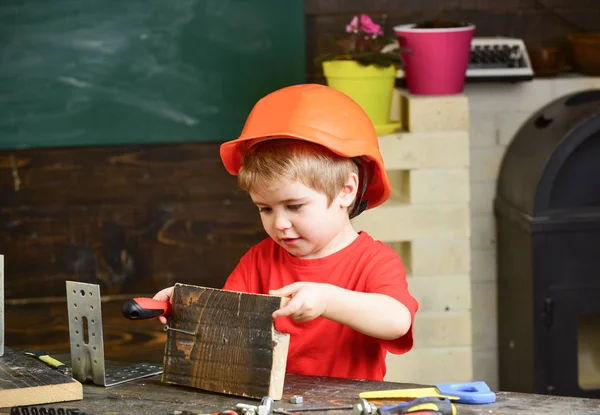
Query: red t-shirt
222 231 418 381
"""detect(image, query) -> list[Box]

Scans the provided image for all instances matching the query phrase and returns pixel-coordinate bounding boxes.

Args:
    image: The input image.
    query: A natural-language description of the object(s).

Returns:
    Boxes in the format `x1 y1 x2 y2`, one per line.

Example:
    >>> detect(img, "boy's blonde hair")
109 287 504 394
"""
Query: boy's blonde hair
238 139 358 210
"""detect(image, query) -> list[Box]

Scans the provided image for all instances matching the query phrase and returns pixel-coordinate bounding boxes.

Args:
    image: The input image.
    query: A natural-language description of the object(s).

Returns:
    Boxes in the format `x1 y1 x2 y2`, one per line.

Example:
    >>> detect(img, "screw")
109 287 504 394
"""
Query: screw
289 396 303 404
236 404 258 412
259 396 274 415
163 325 196 336
354 399 376 415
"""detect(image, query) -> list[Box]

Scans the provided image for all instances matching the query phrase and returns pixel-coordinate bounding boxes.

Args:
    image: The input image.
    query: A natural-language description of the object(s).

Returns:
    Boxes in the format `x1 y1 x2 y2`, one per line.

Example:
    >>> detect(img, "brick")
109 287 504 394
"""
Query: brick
464 81 555 113
410 239 470 276
471 281 498 352
385 347 473 384
414 311 472 348
386 169 470 205
386 241 412 274
386 170 410 203
408 275 471 312
402 93 469 132
378 131 469 170
409 169 470 204
353 203 470 241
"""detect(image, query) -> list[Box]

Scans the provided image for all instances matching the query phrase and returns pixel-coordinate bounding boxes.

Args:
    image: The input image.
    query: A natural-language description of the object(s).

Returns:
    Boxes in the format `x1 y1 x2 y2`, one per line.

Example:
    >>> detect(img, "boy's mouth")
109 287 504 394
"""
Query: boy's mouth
281 237 301 245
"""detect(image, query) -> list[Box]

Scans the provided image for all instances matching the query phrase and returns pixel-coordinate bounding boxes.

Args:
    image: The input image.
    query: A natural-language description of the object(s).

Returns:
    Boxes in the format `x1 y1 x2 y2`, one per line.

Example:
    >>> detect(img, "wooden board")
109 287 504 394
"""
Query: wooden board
162 284 290 400
0 347 82 408
0 143 266 300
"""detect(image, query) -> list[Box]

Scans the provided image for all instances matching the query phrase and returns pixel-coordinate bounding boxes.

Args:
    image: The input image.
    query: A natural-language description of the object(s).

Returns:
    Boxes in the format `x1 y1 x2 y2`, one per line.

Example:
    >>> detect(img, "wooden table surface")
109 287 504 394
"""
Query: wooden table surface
1 356 600 415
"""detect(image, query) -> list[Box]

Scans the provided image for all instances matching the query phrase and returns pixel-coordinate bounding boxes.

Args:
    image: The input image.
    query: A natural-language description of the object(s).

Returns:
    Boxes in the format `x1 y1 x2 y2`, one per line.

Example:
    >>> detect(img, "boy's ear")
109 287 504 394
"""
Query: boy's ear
338 172 359 208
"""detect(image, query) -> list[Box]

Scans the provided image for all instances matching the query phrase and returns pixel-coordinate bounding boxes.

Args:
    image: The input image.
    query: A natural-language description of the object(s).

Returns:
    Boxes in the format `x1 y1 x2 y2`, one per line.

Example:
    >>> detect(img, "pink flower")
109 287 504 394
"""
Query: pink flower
359 14 383 36
346 16 359 33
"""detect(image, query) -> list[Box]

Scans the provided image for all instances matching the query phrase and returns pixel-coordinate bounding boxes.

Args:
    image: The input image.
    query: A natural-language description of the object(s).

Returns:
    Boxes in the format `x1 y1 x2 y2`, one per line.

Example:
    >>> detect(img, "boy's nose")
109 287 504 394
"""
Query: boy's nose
273 214 291 231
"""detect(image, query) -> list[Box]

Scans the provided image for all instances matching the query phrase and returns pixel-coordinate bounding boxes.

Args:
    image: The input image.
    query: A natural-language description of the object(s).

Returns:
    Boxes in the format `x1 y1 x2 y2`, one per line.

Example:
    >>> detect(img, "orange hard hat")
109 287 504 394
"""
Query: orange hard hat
219 84 391 211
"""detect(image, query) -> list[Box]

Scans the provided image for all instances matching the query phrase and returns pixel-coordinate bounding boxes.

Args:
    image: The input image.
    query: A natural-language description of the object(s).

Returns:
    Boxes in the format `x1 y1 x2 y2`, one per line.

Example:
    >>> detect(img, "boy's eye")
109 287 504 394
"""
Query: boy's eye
287 204 303 211
258 207 271 213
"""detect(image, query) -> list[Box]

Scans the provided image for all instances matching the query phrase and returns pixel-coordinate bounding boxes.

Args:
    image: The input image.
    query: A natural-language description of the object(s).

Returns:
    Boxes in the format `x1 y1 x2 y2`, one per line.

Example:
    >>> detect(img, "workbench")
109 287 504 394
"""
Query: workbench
1 356 599 415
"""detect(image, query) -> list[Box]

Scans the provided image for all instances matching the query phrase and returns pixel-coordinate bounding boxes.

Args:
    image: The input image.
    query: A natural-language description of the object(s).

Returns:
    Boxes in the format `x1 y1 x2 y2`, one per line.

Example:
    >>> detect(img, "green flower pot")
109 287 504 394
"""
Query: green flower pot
322 60 400 134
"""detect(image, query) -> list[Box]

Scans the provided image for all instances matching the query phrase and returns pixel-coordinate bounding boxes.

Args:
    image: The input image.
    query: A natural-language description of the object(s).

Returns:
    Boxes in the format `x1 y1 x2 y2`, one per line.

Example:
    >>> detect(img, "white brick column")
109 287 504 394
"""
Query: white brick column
352 92 473 384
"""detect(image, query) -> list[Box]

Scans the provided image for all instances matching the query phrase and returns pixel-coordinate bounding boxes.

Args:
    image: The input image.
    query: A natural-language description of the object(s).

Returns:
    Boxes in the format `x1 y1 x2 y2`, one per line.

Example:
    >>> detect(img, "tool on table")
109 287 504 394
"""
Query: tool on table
359 381 496 404
275 406 353 413
236 396 275 415
10 407 92 415
66 281 163 387
122 297 172 320
377 397 455 415
435 382 496 404
23 350 72 375
259 396 274 415
173 410 237 415
274 397 453 415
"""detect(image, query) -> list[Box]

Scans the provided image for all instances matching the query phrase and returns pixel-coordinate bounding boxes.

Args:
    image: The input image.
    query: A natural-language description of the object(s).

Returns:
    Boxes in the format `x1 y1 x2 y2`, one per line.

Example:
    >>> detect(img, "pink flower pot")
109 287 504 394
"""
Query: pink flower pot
394 23 475 95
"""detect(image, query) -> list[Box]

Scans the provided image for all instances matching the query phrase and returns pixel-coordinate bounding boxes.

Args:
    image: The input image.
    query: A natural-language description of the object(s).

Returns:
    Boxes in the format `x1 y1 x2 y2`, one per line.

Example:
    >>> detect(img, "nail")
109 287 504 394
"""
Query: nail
163 325 196 336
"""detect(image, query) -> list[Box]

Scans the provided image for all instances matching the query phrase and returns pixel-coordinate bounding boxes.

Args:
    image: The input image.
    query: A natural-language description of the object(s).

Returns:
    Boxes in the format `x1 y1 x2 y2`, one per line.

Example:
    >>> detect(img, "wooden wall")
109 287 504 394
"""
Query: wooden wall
0 144 266 362
305 0 600 81
3 0 600 364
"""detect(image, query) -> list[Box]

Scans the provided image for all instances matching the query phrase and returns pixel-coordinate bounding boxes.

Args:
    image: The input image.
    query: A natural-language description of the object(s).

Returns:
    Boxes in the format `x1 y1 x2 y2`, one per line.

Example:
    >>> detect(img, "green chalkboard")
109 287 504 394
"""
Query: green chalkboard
0 0 306 149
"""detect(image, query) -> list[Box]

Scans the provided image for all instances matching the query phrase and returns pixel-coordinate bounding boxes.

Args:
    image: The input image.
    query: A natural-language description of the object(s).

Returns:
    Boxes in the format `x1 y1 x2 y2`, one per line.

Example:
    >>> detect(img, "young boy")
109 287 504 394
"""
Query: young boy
153 84 418 381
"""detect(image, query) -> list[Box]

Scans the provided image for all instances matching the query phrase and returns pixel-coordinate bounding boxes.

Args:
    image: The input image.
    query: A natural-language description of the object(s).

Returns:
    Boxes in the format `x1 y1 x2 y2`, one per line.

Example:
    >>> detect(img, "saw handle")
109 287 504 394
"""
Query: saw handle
122 298 172 320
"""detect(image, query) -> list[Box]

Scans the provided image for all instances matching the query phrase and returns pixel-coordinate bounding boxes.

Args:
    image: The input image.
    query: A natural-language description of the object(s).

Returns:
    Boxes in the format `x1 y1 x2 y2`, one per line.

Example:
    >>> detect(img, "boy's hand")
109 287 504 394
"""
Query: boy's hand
269 282 334 322
152 286 174 324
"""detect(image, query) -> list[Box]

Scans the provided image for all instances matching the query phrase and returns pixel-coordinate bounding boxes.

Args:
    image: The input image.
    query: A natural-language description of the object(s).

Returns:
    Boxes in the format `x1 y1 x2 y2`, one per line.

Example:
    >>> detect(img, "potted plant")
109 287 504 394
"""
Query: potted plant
394 17 475 95
317 14 404 135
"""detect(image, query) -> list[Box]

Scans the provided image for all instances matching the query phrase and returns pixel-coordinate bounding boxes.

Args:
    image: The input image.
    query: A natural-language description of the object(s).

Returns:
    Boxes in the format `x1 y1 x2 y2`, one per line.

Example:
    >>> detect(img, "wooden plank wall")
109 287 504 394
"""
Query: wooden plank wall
2 0 600 363
305 0 600 82
0 144 266 362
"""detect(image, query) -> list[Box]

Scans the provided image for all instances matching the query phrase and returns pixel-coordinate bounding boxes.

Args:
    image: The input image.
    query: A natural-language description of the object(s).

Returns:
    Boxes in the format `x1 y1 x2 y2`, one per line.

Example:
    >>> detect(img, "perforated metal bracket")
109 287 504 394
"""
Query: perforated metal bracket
66 281 163 386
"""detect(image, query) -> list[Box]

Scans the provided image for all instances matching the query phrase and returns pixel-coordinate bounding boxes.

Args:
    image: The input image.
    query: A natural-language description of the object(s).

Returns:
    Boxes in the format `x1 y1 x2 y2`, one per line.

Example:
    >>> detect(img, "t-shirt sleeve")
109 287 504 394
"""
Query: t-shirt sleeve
222 247 255 292
365 245 419 354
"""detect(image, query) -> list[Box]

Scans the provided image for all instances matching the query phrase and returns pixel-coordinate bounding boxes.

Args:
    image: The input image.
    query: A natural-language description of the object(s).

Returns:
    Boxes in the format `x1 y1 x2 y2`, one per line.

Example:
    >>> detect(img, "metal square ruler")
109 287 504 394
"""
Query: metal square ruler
66 281 163 386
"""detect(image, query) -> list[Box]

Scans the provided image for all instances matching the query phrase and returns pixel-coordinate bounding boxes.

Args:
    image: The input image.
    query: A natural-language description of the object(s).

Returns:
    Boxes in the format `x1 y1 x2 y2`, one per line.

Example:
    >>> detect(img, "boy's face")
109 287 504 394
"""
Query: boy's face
250 178 356 259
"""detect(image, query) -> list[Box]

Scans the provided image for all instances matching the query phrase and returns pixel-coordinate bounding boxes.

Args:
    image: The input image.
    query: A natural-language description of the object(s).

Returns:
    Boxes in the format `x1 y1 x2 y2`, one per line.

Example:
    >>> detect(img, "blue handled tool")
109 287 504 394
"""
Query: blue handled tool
435 381 496 404
359 380 496 404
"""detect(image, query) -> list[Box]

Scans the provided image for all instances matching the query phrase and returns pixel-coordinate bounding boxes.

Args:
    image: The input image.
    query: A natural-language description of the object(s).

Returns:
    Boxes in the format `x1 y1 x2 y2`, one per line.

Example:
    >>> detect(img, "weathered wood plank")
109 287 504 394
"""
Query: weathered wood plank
0 202 265 298
0 347 82 408
162 284 290 400
0 143 244 206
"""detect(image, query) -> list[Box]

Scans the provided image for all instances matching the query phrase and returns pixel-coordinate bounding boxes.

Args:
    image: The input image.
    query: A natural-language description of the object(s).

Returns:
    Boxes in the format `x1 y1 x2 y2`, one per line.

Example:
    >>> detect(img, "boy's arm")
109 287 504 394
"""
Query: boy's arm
325 286 411 340
271 283 411 340
270 247 417 343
